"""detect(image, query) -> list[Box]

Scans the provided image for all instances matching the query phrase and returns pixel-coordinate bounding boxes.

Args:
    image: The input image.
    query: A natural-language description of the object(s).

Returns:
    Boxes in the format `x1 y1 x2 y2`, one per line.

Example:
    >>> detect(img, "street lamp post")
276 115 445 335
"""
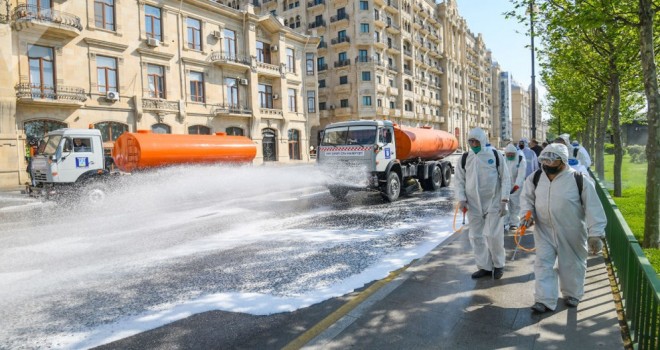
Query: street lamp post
529 0 537 140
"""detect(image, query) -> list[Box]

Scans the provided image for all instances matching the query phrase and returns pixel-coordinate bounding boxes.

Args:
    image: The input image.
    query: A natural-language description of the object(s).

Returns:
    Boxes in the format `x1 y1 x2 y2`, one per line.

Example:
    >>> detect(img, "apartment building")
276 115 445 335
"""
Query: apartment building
0 0 319 188
511 81 532 142
498 71 513 145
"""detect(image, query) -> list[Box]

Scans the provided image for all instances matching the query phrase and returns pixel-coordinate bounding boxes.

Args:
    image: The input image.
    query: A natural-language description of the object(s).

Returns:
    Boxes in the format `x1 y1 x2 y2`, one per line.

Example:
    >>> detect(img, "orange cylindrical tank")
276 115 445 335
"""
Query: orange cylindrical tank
394 125 458 161
112 131 257 172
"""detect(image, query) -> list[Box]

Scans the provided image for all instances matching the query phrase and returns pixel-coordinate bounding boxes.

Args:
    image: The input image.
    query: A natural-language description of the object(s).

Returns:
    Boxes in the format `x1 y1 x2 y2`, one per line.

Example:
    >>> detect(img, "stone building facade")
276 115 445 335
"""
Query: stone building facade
0 0 319 188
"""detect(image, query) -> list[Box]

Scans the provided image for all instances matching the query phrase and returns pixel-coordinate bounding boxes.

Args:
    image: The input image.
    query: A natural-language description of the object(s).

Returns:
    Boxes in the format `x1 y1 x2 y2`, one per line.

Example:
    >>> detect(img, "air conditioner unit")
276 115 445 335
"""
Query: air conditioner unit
329 104 336 110
272 93 279 99
146 37 160 47
271 45 279 52
105 91 120 101
239 78 248 85
212 30 222 39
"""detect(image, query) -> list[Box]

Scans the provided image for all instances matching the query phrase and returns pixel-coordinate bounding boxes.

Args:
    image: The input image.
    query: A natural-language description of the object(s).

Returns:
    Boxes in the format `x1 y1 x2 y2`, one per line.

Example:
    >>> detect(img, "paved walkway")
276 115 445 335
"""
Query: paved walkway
299 227 625 349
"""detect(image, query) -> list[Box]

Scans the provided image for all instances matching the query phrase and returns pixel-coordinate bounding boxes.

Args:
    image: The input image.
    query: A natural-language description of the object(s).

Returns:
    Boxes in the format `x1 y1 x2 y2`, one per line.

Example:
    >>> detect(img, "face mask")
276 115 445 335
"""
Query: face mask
542 164 562 174
506 155 516 161
471 146 481 154
518 143 525 149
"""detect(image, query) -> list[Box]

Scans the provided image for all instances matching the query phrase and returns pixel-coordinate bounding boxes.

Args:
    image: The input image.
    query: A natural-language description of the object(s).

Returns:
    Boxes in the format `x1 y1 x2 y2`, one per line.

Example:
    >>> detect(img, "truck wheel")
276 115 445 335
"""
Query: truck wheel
81 182 108 206
441 164 452 187
328 186 349 200
421 165 442 191
381 172 401 202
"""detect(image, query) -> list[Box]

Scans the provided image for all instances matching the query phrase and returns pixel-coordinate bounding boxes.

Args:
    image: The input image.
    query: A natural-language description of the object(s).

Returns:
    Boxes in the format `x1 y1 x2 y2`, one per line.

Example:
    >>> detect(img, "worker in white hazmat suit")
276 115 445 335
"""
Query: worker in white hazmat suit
518 138 539 177
519 143 607 313
504 143 526 230
455 128 511 279
571 140 592 168
555 134 589 175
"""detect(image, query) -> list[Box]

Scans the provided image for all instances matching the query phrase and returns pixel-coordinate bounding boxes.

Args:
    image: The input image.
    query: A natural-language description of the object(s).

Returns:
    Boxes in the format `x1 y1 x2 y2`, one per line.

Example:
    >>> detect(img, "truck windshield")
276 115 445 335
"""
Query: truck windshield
322 126 377 146
38 135 62 156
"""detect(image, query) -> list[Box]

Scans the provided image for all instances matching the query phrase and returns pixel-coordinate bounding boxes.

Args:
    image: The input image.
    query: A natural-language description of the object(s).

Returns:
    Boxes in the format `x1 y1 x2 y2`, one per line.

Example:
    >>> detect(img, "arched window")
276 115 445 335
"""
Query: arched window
226 126 244 136
24 119 67 141
288 129 300 160
151 123 171 134
95 121 128 143
262 128 277 161
188 125 210 134
405 100 413 111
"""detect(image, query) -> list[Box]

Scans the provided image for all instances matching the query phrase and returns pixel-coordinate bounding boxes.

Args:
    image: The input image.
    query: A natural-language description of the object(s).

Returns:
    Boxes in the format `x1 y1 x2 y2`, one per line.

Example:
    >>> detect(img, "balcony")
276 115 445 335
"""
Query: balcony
307 0 326 10
262 0 277 7
318 63 328 72
12 4 82 38
354 56 373 65
318 41 328 50
403 49 412 57
374 0 385 6
374 13 386 28
334 59 351 68
213 103 252 117
255 61 281 77
385 23 400 34
330 36 350 48
403 68 412 75
385 0 399 13
374 37 387 49
403 111 415 119
387 64 398 72
15 83 86 107
376 106 390 116
389 109 401 117
334 83 351 94
210 52 251 69
377 84 387 93
329 13 349 25
308 19 326 29
333 106 352 117
386 44 400 53
387 86 399 95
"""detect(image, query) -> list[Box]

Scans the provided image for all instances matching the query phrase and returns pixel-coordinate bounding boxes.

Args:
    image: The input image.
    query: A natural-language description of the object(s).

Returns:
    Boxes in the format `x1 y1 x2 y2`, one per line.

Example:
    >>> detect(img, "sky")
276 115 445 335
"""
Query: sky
455 0 548 106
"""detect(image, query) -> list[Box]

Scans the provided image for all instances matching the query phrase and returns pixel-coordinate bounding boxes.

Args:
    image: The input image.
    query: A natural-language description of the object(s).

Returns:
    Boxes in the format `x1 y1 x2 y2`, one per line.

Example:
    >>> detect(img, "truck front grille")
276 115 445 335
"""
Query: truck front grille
33 170 47 182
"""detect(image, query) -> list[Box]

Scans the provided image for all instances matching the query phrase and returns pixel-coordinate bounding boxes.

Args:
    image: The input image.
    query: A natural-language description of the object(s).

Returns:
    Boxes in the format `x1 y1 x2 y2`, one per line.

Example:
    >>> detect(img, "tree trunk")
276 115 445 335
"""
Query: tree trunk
597 85 612 181
639 0 660 248
594 95 605 179
610 67 623 198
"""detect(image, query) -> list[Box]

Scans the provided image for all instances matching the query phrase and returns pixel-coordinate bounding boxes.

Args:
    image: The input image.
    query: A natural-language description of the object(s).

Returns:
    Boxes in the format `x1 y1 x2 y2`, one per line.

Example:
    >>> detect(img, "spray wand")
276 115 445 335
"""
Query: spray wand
453 204 468 233
511 210 535 261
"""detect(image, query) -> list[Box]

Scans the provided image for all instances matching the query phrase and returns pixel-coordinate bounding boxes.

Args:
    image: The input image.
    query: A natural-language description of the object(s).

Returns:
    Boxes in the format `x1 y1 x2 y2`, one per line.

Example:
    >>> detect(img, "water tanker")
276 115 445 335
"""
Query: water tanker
112 130 257 172
317 120 457 202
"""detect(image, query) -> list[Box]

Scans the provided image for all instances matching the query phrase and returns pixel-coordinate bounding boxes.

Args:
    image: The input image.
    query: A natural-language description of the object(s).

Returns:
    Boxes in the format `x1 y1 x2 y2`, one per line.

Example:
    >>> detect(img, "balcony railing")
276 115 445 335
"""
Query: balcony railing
16 83 86 102
330 13 349 23
210 52 251 65
213 103 252 115
334 59 351 68
386 0 399 9
12 4 82 31
307 0 325 7
318 63 328 71
308 19 326 29
355 56 372 63
331 36 350 45
318 41 328 49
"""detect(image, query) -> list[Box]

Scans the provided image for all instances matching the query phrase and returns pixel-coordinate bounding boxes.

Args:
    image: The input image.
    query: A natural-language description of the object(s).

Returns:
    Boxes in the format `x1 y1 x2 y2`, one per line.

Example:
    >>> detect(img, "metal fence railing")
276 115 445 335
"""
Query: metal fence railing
591 170 660 349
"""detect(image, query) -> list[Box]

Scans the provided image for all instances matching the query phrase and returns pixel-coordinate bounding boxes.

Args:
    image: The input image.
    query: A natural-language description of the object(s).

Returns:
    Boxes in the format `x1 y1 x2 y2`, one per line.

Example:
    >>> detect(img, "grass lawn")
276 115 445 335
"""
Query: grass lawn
600 154 659 273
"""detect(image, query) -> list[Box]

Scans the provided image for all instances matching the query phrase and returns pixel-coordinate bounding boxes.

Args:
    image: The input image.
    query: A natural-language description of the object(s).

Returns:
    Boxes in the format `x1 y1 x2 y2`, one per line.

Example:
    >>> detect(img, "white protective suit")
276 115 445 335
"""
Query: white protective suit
557 134 589 175
455 128 511 271
505 143 527 228
571 140 592 168
520 143 607 310
519 138 539 177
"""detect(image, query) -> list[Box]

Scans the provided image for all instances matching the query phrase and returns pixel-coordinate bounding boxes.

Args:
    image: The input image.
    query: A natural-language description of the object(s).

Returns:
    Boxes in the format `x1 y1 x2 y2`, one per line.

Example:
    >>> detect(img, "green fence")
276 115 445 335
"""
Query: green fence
591 171 660 349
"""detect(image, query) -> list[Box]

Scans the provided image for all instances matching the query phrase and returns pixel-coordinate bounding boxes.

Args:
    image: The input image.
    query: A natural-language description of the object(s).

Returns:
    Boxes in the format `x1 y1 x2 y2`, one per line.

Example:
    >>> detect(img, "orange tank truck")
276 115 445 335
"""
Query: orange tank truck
112 130 257 172
393 125 459 161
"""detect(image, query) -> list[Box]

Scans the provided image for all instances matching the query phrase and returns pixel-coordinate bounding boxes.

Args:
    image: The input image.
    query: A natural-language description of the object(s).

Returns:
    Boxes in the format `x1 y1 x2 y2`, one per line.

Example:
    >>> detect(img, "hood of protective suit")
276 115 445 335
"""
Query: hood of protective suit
539 143 569 164
467 128 489 147
504 143 517 154
519 138 529 146
557 134 571 145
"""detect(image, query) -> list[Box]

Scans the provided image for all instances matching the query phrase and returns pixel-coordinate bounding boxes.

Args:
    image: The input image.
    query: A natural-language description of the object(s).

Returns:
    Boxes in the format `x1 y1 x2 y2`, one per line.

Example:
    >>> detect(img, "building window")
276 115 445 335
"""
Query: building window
390 101 395 109
94 0 115 31
151 123 171 134
189 71 204 102
188 125 210 134
147 64 165 98
28 45 55 98
286 48 295 73
226 78 239 107
224 29 237 58
360 0 368 10
96 55 117 93
258 84 273 108
256 41 271 63
338 51 347 61
288 129 301 160
340 99 349 108
306 53 314 75
226 127 244 136
362 71 371 81
187 18 202 51
360 23 369 33
307 91 316 113
405 100 413 111
339 76 348 84
288 88 297 112
363 96 372 106
377 99 382 107
319 102 326 110
144 5 162 41
95 121 127 143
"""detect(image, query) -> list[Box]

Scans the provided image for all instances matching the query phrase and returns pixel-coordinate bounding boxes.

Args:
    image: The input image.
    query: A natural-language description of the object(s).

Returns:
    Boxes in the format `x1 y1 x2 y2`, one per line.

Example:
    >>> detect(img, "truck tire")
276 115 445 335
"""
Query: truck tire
81 182 108 206
421 165 442 191
441 163 452 187
328 186 349 200
381 172 401 202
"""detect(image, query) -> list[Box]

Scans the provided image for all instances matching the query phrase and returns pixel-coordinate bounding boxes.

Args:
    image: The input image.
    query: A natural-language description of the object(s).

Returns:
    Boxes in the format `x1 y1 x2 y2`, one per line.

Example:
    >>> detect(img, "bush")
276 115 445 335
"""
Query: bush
627 145 647 163
605 143 615 155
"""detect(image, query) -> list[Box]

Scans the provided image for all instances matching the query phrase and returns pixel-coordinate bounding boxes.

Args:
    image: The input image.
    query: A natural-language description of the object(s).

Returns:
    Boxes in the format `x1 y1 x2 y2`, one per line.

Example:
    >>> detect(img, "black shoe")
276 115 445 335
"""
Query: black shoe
531 302 551 313
471 269 492 279
509 225 517 230
564 297 579 307
493 267 504 279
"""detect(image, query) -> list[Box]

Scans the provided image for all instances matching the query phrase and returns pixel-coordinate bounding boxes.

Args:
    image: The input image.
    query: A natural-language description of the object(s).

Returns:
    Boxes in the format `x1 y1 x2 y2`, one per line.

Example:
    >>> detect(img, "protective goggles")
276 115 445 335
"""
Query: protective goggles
538 152 563 165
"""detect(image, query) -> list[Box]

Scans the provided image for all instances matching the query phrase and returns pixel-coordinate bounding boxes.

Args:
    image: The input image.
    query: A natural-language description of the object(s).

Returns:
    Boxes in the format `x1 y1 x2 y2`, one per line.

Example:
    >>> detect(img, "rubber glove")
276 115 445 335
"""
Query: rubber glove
458 201 468 212
588 236 604 255
499 201 508 217
510 185 520 194
519 215 534 228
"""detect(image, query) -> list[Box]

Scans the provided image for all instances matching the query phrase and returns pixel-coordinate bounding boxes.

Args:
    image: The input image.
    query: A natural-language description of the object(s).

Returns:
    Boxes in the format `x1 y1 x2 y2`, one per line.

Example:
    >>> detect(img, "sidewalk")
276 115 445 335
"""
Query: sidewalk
301 227 625 349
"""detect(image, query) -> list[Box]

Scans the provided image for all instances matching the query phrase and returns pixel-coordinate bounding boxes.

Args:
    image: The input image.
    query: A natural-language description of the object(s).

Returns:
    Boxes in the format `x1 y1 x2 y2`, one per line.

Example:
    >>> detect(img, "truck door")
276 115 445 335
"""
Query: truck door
376 126 395 172
58 136 101 183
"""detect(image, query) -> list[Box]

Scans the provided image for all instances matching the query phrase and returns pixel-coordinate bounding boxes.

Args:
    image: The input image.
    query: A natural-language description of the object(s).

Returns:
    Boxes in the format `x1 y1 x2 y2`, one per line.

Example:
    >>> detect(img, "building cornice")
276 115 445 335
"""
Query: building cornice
136 48 175 61
83 38 129 52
